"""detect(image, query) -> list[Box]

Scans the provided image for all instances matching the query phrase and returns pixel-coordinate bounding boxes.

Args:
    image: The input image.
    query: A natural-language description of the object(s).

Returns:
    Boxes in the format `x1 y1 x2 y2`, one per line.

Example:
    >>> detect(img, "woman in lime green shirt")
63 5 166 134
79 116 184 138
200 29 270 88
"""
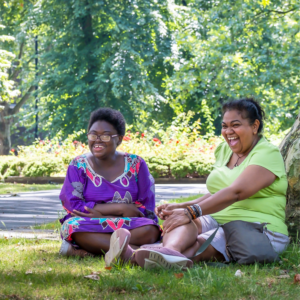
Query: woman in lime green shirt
132 98 289 269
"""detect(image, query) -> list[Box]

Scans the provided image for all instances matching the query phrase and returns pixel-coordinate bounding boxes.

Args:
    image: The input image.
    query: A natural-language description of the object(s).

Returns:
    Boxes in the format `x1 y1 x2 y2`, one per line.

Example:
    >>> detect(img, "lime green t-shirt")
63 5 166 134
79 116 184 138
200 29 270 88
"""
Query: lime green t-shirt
208 137 288 235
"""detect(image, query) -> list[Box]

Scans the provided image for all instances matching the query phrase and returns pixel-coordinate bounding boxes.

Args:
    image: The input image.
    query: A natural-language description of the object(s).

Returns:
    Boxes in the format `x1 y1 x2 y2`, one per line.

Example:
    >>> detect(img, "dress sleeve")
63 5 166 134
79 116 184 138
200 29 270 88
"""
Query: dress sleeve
136 158 158 222
59 162 97 214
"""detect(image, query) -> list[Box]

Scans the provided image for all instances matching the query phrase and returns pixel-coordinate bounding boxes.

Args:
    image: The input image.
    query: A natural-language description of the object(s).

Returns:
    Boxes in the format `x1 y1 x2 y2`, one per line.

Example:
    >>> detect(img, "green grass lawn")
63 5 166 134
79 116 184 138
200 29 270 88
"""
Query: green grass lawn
0 182 62 194
2 192 300 299
0 238 299 300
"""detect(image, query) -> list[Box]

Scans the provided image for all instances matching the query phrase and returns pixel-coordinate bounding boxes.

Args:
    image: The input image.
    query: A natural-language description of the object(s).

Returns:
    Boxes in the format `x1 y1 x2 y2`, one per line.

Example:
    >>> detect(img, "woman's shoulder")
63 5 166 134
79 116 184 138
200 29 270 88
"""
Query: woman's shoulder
252 137 282 156
248 137 286 177
70 153 88 164
214 141 230 160
123 152 144 163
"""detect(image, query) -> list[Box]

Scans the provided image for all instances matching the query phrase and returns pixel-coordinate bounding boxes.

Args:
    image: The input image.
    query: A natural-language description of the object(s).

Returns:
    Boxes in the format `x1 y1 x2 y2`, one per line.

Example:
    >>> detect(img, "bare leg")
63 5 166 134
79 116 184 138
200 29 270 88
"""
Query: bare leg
163 219 224 262
182 237 225 262
72 225 160 255
162 222 198 253
72 232 111 255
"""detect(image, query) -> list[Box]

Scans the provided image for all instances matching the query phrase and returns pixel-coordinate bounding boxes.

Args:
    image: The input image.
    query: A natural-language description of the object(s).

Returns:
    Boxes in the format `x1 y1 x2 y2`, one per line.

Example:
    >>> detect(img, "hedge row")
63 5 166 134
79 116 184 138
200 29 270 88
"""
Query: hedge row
0 153 214 179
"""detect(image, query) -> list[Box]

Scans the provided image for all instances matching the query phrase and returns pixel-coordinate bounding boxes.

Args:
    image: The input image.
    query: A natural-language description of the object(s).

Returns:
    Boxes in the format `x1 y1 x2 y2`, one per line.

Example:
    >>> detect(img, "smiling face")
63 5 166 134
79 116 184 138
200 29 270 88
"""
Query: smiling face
88 120 123 160
221 109 260 154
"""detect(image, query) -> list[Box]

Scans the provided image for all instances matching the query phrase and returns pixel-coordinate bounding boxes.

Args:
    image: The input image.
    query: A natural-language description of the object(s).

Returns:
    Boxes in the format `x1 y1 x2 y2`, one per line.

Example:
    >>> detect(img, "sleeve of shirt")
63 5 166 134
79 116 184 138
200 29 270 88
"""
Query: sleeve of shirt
213 141 227 167
59 161 97 214
136 158 158 222
247 142 286 178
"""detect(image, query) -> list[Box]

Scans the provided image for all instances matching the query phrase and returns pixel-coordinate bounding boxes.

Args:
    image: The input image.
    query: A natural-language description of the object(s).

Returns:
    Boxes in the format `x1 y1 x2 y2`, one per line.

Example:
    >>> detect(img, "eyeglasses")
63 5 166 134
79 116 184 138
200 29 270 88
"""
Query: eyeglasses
87 133 119 142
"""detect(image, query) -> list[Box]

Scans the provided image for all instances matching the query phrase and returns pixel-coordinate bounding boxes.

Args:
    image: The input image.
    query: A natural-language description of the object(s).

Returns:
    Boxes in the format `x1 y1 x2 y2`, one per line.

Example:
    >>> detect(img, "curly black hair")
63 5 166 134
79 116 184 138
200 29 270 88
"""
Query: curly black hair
222 98 265 133
87 108 126 136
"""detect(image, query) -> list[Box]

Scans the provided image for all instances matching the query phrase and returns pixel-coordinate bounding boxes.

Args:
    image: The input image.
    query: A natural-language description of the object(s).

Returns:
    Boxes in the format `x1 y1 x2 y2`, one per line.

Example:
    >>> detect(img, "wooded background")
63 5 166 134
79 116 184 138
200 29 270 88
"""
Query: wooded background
0 0 300 154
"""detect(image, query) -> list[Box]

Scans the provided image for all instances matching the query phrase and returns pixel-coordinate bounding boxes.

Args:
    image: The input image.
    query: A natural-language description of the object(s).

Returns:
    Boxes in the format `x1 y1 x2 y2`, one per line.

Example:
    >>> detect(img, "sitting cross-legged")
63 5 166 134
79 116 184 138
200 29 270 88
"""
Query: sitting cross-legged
59 107 161 264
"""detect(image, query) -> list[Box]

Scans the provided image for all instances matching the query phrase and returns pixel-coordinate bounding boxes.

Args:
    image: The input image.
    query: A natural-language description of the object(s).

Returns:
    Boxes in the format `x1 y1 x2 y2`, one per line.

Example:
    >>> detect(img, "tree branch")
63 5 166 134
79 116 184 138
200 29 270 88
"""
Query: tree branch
9 57 35 81
11 85 35 115
18 41 25 59
268 8 297 14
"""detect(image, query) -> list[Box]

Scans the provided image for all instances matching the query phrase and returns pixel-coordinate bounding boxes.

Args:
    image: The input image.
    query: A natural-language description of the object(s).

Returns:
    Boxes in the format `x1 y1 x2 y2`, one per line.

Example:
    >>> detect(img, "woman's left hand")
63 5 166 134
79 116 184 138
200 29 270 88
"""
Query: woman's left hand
72 206 103 218
162 208 190 236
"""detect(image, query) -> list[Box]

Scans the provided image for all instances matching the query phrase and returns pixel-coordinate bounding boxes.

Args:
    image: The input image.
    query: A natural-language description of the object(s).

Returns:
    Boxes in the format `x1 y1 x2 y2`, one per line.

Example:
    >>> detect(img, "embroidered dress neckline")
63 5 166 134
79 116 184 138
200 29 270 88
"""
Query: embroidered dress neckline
82 153 128 183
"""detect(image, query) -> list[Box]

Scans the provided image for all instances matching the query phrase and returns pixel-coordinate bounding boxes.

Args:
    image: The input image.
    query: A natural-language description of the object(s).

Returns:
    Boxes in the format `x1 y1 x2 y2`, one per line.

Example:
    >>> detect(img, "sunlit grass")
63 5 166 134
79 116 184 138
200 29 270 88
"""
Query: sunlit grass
0 238 299 300
0 182 62 194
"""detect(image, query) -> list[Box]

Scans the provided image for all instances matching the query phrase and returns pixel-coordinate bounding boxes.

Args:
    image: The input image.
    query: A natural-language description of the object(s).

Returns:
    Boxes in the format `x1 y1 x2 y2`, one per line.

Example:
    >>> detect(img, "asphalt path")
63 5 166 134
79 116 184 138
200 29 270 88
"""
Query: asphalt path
0 184 208 230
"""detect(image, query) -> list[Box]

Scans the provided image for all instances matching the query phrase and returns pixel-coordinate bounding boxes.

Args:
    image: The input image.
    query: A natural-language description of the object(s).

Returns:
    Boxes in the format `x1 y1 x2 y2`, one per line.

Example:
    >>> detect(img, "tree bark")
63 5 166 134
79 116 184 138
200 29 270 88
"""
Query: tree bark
0 102 12 155
0 86 35 155
279 111 300 239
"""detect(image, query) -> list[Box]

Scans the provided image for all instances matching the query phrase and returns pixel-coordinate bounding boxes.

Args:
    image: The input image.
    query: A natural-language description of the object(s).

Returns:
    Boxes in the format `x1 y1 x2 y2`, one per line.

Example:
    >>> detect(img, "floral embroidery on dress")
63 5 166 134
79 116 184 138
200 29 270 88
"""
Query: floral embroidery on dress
91 217 132 230
108 191 133 204
61 217 85 240
70 153 141 187
71 156 102 187
71 182 85 200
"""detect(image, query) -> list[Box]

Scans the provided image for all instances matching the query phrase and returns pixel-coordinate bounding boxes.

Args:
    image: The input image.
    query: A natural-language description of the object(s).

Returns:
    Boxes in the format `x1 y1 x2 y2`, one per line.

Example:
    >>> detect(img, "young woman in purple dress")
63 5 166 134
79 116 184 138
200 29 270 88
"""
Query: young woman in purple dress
59 108 161 264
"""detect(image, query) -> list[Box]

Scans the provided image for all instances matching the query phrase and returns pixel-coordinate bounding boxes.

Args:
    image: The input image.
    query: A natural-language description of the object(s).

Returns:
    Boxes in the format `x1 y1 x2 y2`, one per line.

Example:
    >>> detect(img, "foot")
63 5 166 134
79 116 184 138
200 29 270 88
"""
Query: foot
59 240 94 258
105 228 134 266
135 247 193 270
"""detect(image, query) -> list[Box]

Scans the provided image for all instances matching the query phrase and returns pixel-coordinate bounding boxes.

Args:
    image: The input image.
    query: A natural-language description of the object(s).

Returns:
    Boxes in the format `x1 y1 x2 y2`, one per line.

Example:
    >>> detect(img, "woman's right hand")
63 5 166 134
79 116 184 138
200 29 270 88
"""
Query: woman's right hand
155 203 181 220
121 204 145 218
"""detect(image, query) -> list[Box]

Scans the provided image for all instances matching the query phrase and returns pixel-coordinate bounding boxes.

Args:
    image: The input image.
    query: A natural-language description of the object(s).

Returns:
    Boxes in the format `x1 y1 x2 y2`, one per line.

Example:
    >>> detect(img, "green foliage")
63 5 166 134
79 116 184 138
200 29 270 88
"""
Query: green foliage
165 0 300 134
0 24 19 101
21 159 62 177
0 156 64 178
33 0 172 138
0 0 299 148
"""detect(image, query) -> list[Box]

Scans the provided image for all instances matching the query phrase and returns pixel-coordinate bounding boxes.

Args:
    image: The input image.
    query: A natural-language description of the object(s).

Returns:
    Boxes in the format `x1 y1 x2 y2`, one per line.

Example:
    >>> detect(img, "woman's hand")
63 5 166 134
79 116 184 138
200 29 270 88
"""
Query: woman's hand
155 203 181 220
162 208 190 235
72 206 103 218
72 204 144 218
121 204 145 218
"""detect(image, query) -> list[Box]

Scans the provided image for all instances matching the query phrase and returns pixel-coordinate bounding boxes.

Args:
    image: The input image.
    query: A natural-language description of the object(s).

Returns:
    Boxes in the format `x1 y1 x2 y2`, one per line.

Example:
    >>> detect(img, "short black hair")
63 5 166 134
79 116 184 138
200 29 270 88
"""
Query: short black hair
88 108 126 136
222 98 265 133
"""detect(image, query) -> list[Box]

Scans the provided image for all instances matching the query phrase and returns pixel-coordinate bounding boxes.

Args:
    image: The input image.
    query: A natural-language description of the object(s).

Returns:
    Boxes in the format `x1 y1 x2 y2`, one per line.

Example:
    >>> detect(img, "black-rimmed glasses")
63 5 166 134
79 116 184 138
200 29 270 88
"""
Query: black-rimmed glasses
87 133 119 142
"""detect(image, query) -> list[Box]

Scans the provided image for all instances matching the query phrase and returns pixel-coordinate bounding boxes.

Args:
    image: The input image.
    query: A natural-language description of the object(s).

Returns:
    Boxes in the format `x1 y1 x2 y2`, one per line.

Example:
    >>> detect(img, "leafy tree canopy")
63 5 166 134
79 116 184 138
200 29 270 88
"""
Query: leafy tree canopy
36 0 172 135
166 0 300 134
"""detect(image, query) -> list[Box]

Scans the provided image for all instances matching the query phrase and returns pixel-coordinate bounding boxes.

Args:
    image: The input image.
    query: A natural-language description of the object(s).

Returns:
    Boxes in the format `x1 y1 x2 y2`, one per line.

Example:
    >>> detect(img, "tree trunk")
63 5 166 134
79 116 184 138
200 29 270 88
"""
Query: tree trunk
0 103 12 155
0 86 35 155
279 111 300 240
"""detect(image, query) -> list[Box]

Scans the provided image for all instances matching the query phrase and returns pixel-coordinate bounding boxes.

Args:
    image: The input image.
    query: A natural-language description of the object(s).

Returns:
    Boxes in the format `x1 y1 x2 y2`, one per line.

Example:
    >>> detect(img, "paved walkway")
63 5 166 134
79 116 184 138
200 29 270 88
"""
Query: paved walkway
0 184 208 230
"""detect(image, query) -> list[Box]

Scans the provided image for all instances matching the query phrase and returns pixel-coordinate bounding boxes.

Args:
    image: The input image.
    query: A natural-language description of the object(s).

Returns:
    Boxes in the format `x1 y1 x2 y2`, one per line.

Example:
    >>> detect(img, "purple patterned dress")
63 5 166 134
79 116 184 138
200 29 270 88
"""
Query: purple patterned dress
59 153 160 244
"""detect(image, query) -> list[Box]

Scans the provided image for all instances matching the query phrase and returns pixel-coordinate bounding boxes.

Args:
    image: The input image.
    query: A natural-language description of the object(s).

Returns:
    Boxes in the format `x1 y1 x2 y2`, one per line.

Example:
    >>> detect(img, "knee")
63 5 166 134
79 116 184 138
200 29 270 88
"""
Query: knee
197 236 206 246
140 225 160 244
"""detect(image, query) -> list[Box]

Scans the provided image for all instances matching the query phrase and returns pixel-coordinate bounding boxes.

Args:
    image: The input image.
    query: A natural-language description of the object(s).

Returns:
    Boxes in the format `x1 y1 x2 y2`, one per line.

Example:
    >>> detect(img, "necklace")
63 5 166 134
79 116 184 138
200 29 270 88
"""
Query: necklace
234 137 259 167
234 153 246 167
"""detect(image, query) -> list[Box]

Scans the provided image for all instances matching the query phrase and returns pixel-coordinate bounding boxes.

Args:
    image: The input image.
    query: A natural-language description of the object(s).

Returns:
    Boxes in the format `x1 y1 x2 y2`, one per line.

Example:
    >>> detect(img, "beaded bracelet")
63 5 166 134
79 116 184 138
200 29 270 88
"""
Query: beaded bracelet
187 206 197 219
193 204 202 217
184 209 192 223
191 205 199 218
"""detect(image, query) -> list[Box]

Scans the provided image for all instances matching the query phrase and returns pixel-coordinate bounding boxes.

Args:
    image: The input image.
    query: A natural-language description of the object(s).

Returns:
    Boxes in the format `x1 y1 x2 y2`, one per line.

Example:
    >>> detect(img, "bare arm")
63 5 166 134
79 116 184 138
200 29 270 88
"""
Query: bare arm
196 165 276 215
176 193 211 208
155 193 211 220
73 203 144 218
162 165 276 233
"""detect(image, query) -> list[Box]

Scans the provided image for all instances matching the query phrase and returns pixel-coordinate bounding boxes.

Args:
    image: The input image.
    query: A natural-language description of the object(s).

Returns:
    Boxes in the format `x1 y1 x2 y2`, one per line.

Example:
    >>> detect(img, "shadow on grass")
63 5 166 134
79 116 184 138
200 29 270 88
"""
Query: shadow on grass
0 238 299 300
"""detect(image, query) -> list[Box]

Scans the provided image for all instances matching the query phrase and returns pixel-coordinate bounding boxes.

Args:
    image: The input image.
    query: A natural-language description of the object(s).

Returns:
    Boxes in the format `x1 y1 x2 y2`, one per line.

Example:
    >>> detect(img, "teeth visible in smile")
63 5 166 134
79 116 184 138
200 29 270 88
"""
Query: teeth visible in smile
228 137 238 140
94 145 104 149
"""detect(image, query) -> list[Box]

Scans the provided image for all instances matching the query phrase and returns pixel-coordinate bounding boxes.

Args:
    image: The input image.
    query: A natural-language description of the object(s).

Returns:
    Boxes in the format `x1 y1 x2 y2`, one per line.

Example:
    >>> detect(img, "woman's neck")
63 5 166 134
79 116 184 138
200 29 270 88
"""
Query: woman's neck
91 151 119 169
236 135 260 157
